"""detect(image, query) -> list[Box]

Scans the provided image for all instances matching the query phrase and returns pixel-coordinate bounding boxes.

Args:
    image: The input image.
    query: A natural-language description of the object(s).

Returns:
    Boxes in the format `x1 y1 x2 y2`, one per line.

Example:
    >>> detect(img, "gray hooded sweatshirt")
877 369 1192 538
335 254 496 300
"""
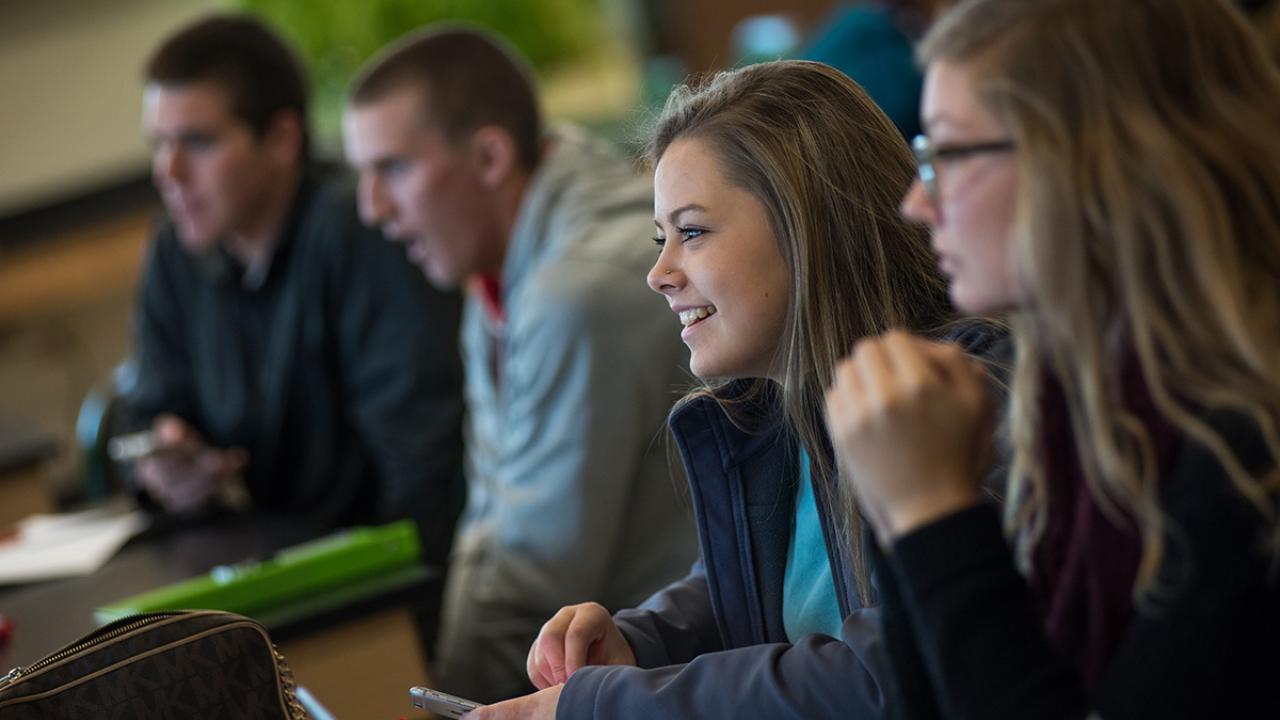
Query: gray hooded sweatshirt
434 126 698 701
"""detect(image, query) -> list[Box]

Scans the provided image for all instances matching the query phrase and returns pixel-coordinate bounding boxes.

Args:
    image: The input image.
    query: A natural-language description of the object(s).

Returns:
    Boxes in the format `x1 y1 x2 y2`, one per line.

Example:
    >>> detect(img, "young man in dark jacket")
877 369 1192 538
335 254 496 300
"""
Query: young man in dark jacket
125 16 465 564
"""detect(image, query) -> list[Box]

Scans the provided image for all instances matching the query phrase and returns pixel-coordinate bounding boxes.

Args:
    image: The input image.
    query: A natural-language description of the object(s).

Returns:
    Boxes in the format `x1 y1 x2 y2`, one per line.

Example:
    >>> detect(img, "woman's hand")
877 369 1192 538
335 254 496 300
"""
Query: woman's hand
466 684 563 720
527 602 636 689
825 331 995 543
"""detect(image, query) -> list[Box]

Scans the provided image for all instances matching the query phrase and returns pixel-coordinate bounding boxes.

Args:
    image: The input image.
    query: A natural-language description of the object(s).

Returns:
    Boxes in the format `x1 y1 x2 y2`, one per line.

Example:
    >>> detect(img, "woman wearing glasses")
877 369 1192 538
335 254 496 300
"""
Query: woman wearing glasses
827 0 1280 717
469 60 1001 720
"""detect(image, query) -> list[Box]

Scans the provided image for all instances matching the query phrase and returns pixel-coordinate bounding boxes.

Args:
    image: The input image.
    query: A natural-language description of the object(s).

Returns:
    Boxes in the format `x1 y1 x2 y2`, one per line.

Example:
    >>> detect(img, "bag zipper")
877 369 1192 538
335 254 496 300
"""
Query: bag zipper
0 611 186 691
0 611 304 718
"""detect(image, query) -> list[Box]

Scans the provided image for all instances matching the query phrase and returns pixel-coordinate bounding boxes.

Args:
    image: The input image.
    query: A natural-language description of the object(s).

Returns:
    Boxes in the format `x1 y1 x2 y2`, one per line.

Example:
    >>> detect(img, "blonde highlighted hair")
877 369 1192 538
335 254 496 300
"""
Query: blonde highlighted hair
921 0 1280 592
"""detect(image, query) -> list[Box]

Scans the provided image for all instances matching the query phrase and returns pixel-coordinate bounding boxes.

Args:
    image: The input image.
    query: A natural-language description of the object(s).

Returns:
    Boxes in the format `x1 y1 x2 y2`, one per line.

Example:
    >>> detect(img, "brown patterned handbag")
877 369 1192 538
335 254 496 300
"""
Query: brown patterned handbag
0 610 307 718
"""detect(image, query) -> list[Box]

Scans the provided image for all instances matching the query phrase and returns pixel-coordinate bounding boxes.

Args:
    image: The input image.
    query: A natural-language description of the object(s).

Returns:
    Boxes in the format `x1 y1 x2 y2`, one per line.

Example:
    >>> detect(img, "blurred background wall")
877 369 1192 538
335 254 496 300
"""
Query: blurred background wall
0 0 216 217
0 0 833 220
0 0 832 505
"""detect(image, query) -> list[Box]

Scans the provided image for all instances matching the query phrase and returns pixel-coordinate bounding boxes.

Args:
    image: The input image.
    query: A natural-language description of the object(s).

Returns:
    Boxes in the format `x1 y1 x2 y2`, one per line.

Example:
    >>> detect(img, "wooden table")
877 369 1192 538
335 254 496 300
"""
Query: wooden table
0 465 55 531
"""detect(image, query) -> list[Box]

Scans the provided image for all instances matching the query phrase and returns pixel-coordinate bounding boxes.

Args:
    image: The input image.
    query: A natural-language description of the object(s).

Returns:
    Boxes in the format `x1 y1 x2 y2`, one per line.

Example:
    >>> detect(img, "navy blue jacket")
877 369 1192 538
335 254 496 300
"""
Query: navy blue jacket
558 384 889 718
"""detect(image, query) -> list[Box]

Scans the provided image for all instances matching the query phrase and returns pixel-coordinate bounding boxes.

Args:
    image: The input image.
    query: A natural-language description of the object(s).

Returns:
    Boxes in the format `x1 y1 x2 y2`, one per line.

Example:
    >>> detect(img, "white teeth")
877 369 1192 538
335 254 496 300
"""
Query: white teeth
678 306 717 327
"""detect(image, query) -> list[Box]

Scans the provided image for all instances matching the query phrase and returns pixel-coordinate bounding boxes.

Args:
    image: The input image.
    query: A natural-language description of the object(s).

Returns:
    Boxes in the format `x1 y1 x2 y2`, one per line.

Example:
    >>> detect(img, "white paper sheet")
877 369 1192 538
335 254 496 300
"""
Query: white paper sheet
0 505 149 585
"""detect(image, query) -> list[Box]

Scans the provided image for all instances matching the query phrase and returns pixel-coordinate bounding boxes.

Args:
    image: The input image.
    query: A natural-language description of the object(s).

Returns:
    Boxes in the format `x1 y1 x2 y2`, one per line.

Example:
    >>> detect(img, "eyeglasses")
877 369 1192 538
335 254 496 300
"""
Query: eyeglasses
911 134 1016 204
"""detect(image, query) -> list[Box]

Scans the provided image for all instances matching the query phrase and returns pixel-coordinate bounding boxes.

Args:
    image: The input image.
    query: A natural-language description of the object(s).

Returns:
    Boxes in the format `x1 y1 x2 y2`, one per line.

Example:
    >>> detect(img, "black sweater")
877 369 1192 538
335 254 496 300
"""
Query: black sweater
876 410 1279 719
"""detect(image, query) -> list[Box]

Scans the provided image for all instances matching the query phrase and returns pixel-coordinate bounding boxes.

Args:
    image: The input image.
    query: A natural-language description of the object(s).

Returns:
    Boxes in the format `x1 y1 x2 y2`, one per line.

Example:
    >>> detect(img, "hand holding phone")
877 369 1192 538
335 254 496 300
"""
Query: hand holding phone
410 686 483 718
125 415 250 514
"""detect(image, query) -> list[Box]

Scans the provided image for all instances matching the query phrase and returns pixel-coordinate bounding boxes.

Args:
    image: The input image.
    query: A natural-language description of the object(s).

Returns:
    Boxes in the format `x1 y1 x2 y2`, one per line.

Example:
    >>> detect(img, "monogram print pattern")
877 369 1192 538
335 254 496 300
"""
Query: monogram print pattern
0 614 302 719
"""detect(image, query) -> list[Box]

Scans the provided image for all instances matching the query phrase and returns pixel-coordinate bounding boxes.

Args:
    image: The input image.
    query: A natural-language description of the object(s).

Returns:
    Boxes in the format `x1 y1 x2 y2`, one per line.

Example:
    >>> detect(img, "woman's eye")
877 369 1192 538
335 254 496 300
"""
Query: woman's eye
652 235 666 249
679 227 706 242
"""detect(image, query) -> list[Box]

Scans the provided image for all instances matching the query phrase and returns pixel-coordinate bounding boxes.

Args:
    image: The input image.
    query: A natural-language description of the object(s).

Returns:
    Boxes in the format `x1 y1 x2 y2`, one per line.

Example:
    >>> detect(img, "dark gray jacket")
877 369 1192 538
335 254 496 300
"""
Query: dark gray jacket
123 169 464 563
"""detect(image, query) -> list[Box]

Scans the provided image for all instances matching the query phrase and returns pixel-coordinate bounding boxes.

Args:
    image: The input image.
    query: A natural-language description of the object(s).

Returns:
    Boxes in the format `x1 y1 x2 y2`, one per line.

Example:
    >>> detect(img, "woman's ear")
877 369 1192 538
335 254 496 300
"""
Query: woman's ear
469 125 519 189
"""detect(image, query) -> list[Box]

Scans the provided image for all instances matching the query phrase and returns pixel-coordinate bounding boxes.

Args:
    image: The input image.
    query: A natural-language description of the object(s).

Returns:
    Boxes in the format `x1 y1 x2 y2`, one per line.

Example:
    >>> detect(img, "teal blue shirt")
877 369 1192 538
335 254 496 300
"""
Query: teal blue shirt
782 450 844 641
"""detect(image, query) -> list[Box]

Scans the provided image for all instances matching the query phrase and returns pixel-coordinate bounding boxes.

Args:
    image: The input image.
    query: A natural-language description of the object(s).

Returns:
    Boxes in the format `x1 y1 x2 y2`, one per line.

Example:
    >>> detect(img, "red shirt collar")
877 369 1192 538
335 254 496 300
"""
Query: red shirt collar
471 273 505 327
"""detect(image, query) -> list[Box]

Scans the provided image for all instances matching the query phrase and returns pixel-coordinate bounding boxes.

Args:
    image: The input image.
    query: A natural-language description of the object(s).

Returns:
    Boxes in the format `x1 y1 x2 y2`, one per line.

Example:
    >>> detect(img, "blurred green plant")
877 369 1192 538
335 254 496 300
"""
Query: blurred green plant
228 0 606 150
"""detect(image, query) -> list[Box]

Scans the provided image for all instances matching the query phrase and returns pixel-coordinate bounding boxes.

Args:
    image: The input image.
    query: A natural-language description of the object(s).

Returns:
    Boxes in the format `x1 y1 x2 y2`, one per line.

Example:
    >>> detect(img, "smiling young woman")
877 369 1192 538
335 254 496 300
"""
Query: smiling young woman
468 58 1006 720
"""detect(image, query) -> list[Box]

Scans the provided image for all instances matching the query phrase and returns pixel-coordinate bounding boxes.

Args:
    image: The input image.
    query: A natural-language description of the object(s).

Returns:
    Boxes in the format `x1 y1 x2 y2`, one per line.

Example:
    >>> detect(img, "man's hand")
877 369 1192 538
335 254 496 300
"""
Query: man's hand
527 602 636 689
135 414 248 514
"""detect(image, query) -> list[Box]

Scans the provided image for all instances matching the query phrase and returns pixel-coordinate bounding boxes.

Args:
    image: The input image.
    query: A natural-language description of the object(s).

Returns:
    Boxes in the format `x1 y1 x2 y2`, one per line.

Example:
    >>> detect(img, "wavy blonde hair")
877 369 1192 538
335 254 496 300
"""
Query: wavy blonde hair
921 0 1280 592
645 61 953 598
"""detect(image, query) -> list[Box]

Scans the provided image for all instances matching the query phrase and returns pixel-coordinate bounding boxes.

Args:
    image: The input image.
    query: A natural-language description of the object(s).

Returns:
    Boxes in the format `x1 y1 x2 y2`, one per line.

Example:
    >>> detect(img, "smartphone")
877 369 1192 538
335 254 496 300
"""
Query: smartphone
106 431 163 463
409 686 483 718
107 431 195 463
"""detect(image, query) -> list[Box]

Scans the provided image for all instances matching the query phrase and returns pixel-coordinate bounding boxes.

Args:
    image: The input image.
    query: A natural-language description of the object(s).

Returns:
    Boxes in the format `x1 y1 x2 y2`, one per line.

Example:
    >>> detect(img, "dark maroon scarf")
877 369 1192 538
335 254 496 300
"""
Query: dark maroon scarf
1029 360 1182 686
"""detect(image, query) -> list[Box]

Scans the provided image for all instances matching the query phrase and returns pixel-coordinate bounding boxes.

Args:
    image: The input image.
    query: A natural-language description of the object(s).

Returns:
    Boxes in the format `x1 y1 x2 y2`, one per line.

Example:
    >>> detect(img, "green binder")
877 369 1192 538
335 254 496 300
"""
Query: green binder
95 520 429 626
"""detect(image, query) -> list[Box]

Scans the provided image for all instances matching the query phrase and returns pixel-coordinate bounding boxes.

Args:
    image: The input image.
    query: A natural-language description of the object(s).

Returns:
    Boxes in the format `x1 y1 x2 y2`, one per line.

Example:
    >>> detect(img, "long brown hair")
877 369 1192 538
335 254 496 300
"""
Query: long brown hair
646 60 953 598
921 0 1280 592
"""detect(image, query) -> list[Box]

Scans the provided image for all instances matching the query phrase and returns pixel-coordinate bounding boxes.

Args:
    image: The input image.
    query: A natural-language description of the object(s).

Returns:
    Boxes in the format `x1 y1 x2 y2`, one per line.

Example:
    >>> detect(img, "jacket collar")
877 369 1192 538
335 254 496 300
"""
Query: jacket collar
668 380 790 472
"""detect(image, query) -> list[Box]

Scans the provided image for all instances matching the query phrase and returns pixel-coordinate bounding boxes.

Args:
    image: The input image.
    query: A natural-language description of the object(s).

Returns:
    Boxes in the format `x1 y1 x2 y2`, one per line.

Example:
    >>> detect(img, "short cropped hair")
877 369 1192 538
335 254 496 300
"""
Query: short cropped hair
349 25 543 171
145 14 309 156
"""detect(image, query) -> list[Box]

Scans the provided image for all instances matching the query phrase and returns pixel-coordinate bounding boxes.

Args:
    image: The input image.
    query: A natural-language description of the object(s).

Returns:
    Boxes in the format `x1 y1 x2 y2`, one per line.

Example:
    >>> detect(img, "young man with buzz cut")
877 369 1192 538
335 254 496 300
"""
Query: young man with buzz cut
344 25 698 702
